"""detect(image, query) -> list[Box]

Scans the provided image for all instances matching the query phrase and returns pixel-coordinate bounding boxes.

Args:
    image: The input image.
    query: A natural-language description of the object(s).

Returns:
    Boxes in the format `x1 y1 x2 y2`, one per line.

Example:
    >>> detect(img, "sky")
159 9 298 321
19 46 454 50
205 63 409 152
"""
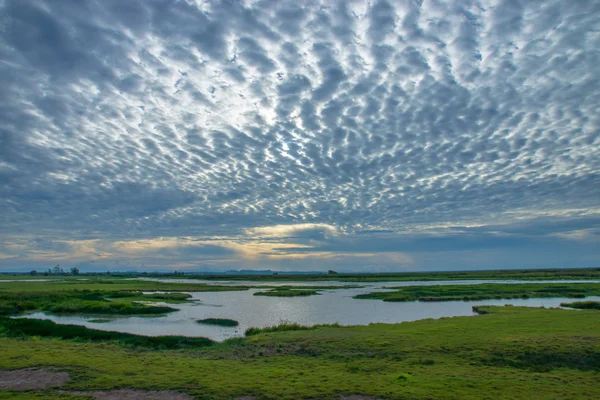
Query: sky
0 0 599 273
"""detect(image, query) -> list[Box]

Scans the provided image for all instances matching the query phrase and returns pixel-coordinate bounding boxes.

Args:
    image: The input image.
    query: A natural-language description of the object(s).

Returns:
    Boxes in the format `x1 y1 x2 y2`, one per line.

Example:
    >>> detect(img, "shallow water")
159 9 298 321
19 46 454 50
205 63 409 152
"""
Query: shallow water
21 282 600 341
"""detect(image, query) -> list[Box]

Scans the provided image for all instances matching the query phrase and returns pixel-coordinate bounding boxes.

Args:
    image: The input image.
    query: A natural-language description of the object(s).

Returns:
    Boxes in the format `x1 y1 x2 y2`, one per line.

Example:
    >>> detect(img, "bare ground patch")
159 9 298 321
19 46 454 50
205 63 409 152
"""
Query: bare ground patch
0 368 70 389
69 390 195 400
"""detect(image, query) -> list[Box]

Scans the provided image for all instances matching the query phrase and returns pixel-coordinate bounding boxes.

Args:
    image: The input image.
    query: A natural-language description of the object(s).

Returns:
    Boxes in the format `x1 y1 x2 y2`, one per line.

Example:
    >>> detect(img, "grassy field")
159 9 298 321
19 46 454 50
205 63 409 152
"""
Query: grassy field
354 282 600 302
0 306 599 399
94 267 600 282
3 267 600 283
0 279 251 293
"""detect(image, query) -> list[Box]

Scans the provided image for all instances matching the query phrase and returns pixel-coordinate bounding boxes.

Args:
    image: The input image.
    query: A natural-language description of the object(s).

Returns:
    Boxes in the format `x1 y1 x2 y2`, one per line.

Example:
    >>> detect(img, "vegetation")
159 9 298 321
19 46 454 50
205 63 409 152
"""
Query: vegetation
0 317 213 349
0 291 180 316
0 306 599 399
245 321 341 336
254 288 320 297
0 278 251 293
106 292 193 304
354 282 600 302
561 301 600 310
117 267 600 282
197 318 239 327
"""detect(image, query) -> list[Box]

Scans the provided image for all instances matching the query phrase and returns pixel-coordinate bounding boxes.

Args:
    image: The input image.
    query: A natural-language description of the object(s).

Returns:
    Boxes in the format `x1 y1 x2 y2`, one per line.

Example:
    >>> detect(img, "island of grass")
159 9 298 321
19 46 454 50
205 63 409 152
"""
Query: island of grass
107 291 193 304
196 318 239 327
354 282 600 302
245 321 340 336
0 290 184 316
1 305 600 399
253 288 320 297
560 300 600 310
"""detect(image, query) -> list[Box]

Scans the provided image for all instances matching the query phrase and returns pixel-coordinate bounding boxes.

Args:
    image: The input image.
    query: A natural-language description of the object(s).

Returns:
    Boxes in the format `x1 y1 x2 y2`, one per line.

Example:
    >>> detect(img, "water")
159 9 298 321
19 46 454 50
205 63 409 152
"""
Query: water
20 282 600 341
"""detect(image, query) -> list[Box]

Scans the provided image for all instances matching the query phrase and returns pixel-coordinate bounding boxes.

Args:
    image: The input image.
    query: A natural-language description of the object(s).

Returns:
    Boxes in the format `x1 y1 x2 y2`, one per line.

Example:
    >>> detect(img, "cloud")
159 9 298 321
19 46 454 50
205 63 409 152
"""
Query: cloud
0 0 599 271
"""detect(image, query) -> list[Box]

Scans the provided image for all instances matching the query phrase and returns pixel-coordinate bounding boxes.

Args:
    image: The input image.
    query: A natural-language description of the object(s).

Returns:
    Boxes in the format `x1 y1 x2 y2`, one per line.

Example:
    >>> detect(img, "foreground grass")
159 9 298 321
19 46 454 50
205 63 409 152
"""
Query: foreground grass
254 288 320 297
354 282 600 302
1 306 599 399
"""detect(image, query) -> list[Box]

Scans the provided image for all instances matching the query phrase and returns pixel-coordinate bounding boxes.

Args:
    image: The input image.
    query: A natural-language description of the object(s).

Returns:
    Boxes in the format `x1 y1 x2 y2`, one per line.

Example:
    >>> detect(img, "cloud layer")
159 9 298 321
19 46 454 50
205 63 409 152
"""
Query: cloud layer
0 0 599 271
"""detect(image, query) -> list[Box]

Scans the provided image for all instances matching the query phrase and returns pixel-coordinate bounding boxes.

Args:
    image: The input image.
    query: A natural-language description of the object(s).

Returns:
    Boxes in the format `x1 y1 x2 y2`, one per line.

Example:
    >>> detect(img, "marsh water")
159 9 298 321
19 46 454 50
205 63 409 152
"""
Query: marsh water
18 279 600 341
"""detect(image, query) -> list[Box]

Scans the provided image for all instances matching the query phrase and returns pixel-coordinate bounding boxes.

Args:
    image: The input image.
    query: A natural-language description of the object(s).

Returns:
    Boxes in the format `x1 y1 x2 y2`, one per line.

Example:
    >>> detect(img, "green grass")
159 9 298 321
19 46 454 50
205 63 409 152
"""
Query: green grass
106 292 193 304
354 282 600 302
245 321 341 336
0 278 250 293
137 267 600 282
0 317 213 349
197 318 239 327
2 268 600 284
1 306 599 399
560 301 600 310
0 291 179 316
253 288 320 297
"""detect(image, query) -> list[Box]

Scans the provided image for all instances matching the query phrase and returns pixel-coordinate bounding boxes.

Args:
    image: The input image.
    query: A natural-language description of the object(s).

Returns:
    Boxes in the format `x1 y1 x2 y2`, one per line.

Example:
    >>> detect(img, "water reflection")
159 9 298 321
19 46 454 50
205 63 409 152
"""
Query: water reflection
21 284 600 341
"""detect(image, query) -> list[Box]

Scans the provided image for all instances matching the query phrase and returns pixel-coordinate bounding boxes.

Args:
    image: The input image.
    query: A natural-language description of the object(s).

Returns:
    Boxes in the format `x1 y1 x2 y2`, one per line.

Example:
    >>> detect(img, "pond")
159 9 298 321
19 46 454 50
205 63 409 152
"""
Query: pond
20 280 600 341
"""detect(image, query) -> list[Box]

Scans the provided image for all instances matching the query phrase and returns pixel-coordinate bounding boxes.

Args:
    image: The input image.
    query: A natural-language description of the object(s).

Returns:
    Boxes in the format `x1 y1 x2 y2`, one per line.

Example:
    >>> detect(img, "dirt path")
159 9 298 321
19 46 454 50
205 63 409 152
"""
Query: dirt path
0 368 70 389
79 389 195 400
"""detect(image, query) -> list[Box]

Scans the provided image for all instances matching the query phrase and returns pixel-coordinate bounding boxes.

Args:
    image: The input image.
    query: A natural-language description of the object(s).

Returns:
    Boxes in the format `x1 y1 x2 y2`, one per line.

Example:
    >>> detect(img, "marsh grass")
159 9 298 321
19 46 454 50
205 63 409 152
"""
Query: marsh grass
354 282 600 302
1 306 600 399
245 321 341 336
0 279 251 293
142 267 600 282
253 288 320 297
560 300 600 310
0 317 213 349
197 318 239 327
0 291 178 316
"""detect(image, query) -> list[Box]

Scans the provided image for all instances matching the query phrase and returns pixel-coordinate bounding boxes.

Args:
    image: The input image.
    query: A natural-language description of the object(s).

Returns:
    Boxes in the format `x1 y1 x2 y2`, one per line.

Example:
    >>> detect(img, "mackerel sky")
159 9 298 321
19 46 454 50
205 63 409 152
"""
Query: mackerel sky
1 0 599 272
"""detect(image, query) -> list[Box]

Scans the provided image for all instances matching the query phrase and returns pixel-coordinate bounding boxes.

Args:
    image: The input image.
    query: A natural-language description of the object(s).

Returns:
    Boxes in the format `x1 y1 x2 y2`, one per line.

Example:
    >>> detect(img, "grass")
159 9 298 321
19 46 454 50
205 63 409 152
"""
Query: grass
130 267 600 282
253 288 320 297
1 306 599 399
0 290 180 316
0 317 213 349
560 301 600 310
106 292 193 304
245 321 341 336
5 267 600 284
0 278 251 293
197 318 239 327
354 282 600 302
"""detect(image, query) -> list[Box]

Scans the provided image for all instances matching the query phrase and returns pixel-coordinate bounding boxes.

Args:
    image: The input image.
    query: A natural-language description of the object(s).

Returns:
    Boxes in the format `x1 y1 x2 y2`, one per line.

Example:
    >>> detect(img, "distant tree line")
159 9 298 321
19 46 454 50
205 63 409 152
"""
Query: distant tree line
30 265 80 276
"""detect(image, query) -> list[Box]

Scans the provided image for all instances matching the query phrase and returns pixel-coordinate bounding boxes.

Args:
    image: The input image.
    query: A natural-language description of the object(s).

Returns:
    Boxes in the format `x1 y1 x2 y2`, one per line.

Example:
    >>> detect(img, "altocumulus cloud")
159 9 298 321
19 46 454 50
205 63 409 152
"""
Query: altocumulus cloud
0 0 599 272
